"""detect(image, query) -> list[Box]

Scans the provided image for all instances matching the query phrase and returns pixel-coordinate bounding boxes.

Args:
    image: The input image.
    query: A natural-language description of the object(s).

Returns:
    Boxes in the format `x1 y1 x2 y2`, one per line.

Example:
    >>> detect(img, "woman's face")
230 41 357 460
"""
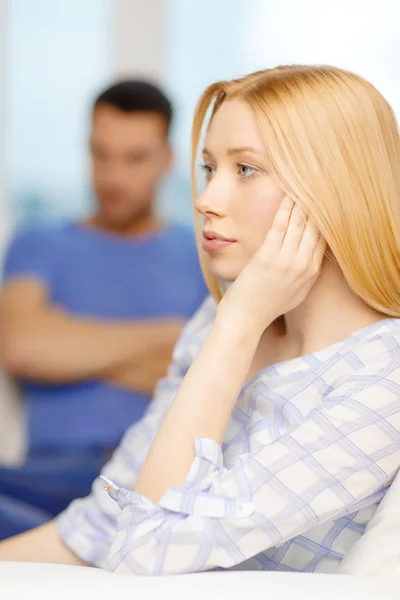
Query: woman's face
195 99 286 282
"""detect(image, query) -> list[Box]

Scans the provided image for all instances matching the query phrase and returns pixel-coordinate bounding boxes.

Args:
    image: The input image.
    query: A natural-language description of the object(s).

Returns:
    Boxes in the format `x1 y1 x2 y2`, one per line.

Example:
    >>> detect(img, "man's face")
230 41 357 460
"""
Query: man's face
90 105 172 227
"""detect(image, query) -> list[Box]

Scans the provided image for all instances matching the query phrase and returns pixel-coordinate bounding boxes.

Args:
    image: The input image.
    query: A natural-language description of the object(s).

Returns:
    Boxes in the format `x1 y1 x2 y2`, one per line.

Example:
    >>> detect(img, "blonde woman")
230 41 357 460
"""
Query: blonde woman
1 64 400 576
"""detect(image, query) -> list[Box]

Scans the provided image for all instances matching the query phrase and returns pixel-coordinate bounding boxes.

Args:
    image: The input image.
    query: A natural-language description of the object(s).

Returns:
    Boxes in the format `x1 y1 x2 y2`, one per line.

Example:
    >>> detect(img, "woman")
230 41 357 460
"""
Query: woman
2 64 400 575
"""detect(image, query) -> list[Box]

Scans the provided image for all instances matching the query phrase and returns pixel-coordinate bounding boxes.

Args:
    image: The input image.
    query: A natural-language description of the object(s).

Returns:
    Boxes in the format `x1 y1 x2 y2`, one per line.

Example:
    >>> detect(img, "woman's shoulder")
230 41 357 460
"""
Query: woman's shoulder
326 318 400 395
344 318 400 365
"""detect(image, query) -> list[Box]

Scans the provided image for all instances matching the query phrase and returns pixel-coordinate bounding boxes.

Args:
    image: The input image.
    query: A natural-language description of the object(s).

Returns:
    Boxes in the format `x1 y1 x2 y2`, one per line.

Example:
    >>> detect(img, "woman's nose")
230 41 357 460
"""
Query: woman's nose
194 181 229 218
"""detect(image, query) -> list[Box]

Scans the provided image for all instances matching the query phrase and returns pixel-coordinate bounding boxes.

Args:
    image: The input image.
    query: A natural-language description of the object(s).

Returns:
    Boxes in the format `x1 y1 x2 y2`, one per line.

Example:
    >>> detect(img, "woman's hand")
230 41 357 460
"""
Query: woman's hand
220 196 326 331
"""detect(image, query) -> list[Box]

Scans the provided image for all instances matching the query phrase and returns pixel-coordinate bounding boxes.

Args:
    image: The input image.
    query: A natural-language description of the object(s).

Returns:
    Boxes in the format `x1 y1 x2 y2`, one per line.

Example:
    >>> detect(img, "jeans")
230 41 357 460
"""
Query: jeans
0 447 110 540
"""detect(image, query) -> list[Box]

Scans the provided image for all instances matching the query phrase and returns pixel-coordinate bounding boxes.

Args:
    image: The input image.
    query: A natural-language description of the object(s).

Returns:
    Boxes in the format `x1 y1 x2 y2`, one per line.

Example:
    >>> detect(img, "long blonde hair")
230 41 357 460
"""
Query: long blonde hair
191 65 400 315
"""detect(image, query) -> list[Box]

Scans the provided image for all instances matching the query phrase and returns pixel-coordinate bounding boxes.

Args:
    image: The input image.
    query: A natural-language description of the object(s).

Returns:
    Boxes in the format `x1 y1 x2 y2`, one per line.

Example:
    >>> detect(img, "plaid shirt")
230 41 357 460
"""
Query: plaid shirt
57 297 400 575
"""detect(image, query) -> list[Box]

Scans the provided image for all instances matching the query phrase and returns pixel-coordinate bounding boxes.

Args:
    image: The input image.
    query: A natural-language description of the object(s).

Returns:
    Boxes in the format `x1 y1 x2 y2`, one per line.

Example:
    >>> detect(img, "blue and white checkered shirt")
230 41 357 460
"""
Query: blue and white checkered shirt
57 297 400 575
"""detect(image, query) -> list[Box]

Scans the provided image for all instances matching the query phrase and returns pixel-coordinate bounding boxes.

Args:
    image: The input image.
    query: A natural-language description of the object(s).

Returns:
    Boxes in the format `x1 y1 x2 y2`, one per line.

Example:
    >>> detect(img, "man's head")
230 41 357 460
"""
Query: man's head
90 80 173 229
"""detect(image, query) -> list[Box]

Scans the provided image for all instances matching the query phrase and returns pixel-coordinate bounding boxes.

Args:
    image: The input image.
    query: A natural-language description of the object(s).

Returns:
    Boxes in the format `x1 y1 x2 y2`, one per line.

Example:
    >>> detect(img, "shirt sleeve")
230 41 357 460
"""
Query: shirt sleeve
2 228 59 287
55 296 216 567
103 355 400 576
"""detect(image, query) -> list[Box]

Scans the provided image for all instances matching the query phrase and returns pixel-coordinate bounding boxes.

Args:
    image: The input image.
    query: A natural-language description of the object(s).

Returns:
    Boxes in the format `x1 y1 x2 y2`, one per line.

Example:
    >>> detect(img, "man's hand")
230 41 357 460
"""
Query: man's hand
106 345 176 396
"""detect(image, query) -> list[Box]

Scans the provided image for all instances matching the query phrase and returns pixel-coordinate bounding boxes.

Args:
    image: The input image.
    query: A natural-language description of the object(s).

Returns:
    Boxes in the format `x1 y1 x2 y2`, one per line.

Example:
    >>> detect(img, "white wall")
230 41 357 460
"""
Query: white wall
114 0 165 80
164 0 400 166
7 0 112 224
7 0 169 228
0 0 12 264
162 0 400 224
241 0 400 117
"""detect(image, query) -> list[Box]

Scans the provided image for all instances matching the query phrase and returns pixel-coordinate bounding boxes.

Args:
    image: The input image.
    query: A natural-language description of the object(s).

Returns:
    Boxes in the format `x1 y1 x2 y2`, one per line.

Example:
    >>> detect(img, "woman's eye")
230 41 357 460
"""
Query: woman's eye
237 164 257 178
200 164 216 182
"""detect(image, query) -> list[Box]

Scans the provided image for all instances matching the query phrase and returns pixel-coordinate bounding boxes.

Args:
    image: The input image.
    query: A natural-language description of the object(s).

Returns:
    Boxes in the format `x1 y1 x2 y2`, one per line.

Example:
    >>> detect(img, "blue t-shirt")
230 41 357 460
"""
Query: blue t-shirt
3 222 208 452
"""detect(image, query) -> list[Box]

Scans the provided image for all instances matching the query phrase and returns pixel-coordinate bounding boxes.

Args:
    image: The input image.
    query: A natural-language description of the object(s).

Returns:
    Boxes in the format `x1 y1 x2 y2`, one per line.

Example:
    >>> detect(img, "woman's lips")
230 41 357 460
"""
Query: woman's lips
202 231 236 253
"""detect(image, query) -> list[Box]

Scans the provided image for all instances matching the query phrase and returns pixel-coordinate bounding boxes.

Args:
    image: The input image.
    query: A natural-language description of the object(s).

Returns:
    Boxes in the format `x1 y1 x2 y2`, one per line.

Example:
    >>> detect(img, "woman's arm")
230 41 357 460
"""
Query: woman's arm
0 522 86 565
135 198 324 503
134 312 262 501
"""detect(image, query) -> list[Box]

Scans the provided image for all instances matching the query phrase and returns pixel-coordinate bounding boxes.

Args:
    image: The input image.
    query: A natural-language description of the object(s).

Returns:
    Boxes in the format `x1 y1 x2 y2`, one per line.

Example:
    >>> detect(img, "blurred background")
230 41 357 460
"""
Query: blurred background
0 0 399 259
0 0 399 542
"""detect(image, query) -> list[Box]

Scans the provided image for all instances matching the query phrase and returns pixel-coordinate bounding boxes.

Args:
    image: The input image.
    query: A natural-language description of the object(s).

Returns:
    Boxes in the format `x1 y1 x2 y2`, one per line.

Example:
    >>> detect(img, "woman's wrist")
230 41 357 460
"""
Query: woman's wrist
214 300 267 346
217 292 275 338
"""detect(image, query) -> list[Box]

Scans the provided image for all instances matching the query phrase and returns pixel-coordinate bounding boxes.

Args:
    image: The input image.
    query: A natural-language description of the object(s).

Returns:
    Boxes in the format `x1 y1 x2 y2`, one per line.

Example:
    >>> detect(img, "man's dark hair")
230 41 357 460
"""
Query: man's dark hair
93 80 173 133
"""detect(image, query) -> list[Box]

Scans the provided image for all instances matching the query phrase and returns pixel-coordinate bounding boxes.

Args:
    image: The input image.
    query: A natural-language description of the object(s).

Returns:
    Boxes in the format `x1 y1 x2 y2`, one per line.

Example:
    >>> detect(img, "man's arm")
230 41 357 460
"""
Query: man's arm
0 279 183 383
0 522 87 565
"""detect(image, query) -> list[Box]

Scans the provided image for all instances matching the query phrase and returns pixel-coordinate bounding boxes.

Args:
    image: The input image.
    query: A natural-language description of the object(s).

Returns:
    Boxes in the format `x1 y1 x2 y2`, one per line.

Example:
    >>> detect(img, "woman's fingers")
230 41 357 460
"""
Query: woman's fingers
280 203 307 259
257 196 325 275
296 218 320 261
313 235 327 271
263 196 294 255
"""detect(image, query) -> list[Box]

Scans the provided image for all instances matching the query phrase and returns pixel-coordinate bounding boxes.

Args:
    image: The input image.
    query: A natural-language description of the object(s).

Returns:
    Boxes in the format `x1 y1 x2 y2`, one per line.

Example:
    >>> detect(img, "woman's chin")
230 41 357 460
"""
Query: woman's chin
208 258 243 283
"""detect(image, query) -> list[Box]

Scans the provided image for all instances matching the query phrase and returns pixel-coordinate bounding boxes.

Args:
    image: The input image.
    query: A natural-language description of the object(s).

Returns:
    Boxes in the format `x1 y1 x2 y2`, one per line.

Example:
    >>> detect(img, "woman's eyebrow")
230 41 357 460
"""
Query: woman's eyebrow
202 146 263 158
227 146 263 157
202 147 214 159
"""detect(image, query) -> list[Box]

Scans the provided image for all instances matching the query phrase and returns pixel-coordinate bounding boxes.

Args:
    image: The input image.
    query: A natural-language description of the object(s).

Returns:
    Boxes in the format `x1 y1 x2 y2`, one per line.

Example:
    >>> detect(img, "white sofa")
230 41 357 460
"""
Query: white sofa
1 563 399 600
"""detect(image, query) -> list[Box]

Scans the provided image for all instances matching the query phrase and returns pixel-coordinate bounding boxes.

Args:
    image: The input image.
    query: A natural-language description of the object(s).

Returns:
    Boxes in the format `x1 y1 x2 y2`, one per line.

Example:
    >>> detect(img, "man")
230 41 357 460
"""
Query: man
0 81 207 538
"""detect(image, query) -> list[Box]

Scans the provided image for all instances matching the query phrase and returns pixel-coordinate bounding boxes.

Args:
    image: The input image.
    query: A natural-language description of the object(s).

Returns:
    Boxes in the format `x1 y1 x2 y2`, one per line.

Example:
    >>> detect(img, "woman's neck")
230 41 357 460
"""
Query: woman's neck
270 257 386 357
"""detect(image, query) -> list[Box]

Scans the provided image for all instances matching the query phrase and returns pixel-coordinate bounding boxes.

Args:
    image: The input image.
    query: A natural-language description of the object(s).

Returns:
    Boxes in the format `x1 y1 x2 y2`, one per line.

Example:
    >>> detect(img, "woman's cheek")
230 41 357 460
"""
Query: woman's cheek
246 196 281 250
